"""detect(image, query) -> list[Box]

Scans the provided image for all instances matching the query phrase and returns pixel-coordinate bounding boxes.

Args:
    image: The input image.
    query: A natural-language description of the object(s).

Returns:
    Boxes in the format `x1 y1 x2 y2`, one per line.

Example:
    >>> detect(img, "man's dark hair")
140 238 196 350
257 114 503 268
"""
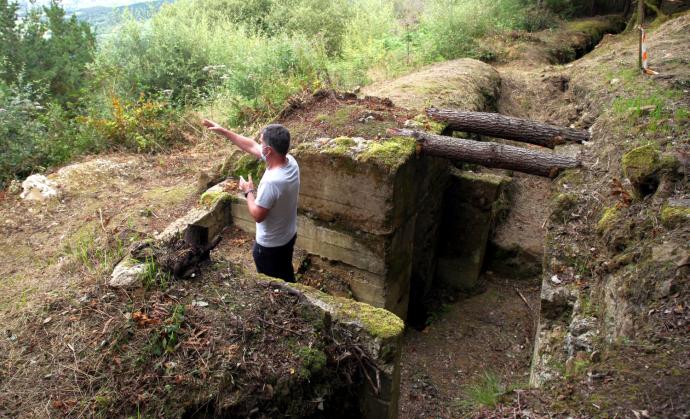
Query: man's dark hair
262 124 291 155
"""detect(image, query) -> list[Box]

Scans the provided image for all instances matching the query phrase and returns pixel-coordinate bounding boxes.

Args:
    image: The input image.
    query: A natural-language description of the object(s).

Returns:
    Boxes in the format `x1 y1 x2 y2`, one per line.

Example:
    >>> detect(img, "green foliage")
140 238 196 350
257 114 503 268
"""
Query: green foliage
84 94 183 152
454 371 507 411
142 257 172 290
146 304 185 357
2 0 96 106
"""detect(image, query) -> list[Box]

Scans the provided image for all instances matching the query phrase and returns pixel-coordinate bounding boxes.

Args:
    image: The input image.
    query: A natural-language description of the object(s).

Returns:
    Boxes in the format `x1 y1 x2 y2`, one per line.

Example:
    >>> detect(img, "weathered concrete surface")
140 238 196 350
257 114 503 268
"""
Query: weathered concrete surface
232 194 414 318
436 169 509 290
292 137 419 236
362 58 501 112
275 280 405 419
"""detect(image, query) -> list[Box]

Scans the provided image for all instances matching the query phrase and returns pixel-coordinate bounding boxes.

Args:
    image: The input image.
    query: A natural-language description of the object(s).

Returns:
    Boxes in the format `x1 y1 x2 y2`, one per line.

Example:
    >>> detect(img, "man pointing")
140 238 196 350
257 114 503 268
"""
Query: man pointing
203 120 300 282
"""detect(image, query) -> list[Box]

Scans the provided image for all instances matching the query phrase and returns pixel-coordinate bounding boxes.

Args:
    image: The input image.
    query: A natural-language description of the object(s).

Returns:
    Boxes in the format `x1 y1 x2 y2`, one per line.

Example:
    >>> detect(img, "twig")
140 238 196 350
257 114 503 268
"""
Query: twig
515 287 535 328
256 317 304 336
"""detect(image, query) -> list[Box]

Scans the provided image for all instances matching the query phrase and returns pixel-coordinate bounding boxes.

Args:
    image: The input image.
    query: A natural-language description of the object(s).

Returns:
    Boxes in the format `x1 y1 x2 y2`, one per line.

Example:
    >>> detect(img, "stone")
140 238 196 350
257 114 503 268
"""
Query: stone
540 281 577 321
20 174 60 201
109 257 147 288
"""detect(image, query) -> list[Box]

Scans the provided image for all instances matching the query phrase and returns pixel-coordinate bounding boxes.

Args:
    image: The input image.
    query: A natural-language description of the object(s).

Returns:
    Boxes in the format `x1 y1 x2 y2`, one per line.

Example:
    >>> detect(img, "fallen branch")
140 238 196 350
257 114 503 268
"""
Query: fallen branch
427 108 590 148
393 128 581 178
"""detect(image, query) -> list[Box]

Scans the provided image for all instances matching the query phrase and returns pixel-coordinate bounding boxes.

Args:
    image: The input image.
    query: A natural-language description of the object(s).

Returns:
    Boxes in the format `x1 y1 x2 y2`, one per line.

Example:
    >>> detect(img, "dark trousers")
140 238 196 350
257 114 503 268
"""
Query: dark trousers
252 234 296 282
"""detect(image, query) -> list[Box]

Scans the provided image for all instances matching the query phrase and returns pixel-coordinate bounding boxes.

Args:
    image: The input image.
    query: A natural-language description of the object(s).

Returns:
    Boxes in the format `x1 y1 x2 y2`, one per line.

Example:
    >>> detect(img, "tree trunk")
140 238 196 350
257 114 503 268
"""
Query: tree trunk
394 129 581 178
426 108 590 149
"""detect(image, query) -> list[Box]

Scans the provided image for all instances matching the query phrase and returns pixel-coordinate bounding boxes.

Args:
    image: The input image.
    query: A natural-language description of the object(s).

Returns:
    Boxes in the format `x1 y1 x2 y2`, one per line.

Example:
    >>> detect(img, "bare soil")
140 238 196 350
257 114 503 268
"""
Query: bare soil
398 274 541 418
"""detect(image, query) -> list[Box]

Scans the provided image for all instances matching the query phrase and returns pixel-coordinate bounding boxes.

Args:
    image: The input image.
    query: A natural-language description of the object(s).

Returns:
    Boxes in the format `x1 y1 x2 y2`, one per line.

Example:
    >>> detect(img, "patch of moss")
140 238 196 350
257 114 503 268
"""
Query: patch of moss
621 144 660 185
597 206 620 234
296 346 327 379
231 154 265 181
290 282 404 341
660 205 690 228
358 137 416 170
322 136 357 155
410 114 448 135
199 189 233 208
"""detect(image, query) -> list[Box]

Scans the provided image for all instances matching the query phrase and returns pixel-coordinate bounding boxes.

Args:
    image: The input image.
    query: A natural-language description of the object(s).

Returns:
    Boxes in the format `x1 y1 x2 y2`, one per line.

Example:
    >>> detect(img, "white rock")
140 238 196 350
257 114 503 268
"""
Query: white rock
109 259 146 288
20 174 60 201
550 274 562 284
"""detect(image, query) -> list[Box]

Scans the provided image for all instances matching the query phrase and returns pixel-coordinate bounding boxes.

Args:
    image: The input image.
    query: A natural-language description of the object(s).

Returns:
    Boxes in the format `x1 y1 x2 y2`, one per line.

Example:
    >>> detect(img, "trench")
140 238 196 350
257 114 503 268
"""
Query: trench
203 16 627 416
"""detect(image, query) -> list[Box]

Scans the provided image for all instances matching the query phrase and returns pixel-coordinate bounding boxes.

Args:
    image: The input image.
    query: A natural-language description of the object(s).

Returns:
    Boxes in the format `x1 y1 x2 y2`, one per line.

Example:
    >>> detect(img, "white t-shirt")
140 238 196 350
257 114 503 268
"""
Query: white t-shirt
255 154 300 247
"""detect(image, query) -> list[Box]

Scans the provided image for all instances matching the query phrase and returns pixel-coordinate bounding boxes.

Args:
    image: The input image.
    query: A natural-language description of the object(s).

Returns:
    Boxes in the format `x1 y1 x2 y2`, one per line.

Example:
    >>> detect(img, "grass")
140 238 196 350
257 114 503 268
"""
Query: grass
453 371 509 411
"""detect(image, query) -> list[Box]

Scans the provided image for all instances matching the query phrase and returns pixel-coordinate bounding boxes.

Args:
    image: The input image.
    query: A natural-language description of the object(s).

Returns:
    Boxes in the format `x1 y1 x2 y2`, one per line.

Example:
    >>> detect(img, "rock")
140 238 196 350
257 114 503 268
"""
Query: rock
109 258 147 288
540 281 577 320
20 174 60 201
569 315 597 336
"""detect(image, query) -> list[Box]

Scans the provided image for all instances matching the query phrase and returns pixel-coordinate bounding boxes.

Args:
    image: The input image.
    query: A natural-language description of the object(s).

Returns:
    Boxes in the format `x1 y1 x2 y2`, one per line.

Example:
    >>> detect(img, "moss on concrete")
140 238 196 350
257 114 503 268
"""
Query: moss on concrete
410 114 448 135
199 189 233 208
359 137 416 170
323 136 357 155
290 282 404 341
597 206 620 234
660 205 690 228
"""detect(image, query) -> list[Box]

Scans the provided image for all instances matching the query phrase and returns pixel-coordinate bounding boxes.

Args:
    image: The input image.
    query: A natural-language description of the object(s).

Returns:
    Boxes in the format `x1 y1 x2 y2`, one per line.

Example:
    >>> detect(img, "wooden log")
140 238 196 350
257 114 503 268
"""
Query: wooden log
426 108 590 148
393 129 580 178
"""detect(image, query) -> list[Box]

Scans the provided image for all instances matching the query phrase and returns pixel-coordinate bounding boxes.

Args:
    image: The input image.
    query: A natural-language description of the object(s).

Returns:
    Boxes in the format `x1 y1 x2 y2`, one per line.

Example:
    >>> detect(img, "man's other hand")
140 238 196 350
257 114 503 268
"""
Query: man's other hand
239 174 255 194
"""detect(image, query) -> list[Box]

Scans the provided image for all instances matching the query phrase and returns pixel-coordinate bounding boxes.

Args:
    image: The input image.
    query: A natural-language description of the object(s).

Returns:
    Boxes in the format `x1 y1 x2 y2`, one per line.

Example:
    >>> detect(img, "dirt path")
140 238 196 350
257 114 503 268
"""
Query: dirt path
398 274 540 418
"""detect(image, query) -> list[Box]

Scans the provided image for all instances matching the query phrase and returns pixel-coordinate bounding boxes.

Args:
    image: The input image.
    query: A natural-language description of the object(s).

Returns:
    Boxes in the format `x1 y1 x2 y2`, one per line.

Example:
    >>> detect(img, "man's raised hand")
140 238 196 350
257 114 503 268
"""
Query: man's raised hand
202 119 223 133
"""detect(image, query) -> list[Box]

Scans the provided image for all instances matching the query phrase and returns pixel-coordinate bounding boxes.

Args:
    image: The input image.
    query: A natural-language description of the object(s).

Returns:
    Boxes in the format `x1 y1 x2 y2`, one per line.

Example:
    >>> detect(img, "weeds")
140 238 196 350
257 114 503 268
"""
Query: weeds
141 257 171 290
454 371 508 411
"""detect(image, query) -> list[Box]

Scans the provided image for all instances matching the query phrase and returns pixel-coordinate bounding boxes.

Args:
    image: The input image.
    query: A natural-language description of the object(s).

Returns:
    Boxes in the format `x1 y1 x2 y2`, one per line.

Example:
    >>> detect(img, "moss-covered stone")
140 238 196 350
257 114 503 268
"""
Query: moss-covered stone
597 206 620 234
199 189 233 208
322 136 357 155
660 205 690 228
622 144 660 184
407 114 448 135
291 282 404 340
359 137 416 170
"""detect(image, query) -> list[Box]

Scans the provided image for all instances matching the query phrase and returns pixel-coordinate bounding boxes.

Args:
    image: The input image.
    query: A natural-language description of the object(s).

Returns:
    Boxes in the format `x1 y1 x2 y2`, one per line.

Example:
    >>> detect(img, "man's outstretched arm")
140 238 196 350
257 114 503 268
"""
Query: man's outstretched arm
202 119 262 159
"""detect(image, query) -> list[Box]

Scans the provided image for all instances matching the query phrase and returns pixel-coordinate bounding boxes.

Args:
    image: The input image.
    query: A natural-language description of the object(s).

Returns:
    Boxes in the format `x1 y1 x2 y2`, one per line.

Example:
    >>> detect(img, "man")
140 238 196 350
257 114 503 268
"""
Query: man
202 120 300 282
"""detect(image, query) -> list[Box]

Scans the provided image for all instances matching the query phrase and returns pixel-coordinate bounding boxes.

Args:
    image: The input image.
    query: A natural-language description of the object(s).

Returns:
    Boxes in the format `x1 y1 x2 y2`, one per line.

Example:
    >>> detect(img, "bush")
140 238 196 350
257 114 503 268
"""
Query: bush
0 81 86 187
84 94 184 153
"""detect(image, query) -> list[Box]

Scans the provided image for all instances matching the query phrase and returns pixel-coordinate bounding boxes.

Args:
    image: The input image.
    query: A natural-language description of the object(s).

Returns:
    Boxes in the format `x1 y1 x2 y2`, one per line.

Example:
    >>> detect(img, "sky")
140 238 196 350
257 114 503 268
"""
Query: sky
17 0 144 11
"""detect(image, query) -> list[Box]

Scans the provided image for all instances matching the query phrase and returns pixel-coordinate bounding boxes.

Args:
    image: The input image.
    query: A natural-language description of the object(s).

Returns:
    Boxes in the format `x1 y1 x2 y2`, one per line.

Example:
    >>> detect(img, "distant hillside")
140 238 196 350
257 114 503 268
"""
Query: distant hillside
76 0 174 36
16 0 174 36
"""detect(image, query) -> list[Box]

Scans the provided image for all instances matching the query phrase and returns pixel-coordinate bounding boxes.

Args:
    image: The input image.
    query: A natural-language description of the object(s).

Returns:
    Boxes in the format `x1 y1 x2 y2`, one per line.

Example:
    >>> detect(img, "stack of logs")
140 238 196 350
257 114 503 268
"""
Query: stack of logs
394 108 588 178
